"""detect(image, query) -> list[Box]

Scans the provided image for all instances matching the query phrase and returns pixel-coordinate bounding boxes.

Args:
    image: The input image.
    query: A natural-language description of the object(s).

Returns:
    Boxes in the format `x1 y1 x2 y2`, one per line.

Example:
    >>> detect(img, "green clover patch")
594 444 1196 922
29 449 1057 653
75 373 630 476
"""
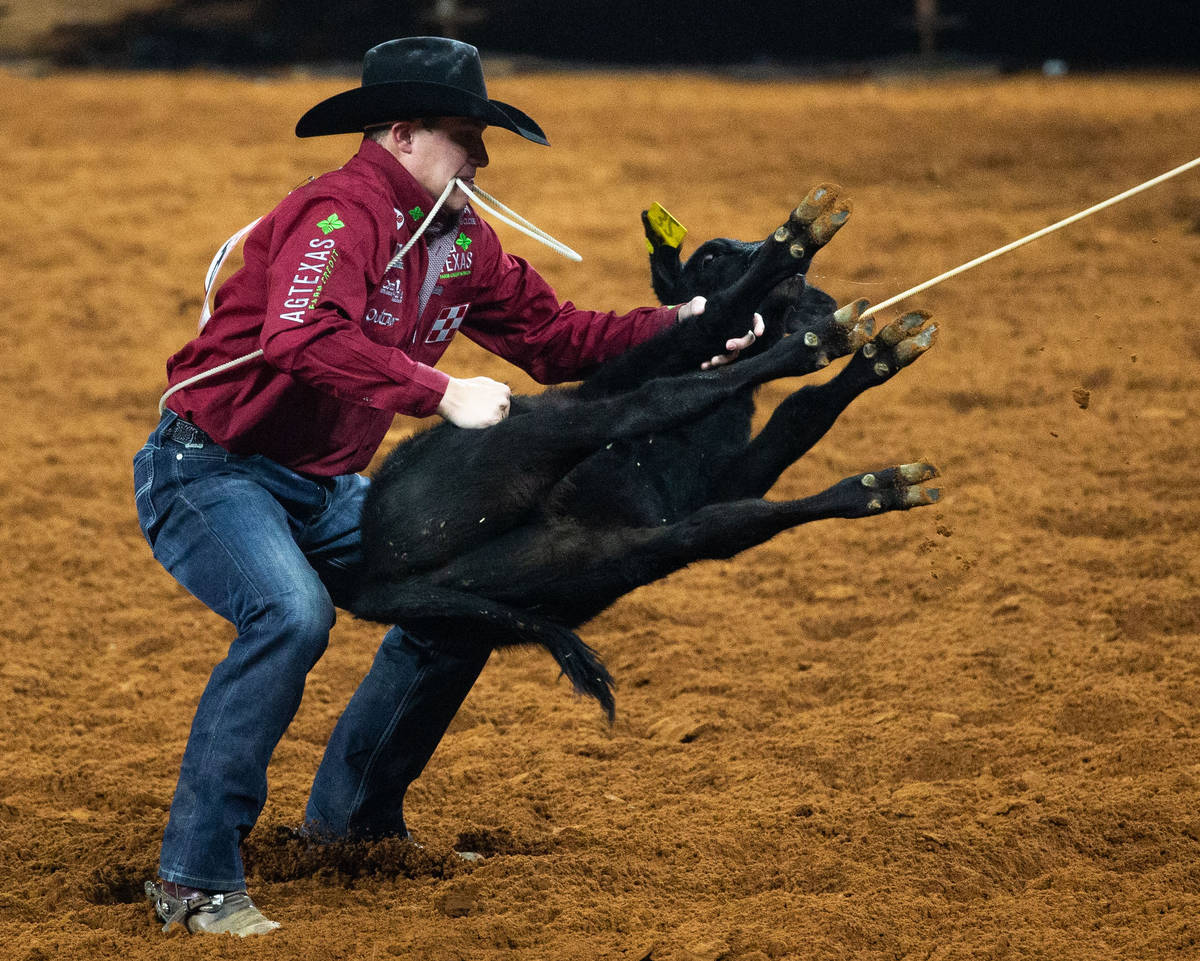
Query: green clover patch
317 213 345 235
409 206 425 221
455 232 472 251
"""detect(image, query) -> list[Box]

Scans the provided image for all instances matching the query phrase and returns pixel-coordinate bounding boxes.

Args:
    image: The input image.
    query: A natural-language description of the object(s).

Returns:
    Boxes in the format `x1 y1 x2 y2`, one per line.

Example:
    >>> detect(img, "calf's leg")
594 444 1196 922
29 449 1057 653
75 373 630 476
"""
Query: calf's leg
713 309 937 501
597 463 941 598
434 297 884 478
355 462 936 720
430 462 941 639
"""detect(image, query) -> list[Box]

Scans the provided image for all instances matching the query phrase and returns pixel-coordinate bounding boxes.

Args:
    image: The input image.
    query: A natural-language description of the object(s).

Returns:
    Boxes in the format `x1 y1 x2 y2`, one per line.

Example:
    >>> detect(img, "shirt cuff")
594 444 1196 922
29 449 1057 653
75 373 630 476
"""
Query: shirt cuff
387 356 451 418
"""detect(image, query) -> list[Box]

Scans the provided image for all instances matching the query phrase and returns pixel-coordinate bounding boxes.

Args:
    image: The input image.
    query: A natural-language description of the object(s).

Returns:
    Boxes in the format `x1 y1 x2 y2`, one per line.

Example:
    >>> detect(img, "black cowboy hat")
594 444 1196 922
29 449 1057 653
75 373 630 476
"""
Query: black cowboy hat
295 36 548 145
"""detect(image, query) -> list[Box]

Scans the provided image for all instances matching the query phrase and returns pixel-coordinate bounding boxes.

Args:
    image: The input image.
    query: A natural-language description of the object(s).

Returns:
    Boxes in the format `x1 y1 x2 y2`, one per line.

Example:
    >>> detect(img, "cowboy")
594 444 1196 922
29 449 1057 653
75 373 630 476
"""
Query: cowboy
137 36 758 936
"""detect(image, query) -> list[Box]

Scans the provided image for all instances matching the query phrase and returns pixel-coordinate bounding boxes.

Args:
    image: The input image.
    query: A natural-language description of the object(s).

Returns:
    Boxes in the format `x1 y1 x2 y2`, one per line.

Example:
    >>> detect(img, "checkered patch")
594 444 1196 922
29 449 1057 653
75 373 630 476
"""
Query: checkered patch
425 303 470 343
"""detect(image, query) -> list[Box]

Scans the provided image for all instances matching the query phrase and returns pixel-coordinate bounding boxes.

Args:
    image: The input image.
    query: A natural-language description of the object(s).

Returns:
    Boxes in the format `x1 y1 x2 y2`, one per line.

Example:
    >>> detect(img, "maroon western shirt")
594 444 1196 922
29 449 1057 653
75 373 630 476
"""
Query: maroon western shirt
165 139 675 476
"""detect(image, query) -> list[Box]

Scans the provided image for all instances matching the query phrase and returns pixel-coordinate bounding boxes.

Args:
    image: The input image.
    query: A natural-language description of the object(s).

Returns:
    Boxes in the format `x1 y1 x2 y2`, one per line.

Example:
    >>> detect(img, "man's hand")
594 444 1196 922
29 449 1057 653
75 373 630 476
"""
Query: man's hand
437 375 511 428
678 296 765 369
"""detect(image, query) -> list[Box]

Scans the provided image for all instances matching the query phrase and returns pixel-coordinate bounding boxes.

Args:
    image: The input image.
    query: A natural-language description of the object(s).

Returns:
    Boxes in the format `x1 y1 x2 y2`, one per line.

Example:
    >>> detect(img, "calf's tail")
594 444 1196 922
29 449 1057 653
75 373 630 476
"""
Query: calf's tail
350 580 616 722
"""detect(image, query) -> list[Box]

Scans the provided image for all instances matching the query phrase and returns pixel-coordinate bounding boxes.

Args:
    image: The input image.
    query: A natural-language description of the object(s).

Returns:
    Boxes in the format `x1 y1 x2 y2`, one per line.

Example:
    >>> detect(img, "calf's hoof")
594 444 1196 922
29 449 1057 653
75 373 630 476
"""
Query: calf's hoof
860 463 941 513
804 298 875 367
773 183 852 259
861 309 937 380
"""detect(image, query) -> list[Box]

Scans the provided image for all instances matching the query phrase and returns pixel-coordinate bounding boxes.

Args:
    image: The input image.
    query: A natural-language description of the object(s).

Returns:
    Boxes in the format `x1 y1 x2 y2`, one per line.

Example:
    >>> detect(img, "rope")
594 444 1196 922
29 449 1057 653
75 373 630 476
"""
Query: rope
454 179 582 262
388 177 582 266
158 349 264 415
387 177 458 269
160 211 265 413
860 154 1200 320
200 217 262 329
158 177 582 415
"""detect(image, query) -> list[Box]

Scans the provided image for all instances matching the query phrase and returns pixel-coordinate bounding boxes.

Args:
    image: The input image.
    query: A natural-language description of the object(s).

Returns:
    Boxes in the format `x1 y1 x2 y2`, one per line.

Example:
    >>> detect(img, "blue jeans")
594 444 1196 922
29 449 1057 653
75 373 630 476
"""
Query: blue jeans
133 411 490 891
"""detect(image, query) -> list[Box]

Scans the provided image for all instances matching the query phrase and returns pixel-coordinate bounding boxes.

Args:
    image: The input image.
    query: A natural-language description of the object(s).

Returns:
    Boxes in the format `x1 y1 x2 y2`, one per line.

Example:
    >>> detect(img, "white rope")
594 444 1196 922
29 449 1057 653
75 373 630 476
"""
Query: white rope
200 217 262 329
388 177 582 267
158 350 264 415
386 177 458 269
159 177 582 415
160 214 264 413
454 179 582 262
860 154 1200 320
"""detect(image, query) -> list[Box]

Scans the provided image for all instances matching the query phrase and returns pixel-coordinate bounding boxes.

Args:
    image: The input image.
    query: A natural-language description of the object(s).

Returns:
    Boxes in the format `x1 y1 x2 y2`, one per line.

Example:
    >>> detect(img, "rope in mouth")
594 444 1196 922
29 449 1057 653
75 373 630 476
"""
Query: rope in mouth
456 179 582 262
390 177 581 267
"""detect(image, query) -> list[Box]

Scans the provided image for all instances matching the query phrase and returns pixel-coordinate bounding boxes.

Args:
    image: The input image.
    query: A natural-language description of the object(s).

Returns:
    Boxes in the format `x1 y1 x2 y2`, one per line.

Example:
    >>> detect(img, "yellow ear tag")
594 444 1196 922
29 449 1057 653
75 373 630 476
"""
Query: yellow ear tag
644 202 688 253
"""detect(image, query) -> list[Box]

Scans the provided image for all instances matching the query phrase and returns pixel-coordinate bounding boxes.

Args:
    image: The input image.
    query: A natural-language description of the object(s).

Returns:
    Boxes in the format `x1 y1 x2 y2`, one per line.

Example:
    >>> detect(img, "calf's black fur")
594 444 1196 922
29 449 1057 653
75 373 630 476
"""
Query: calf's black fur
349 184 939 719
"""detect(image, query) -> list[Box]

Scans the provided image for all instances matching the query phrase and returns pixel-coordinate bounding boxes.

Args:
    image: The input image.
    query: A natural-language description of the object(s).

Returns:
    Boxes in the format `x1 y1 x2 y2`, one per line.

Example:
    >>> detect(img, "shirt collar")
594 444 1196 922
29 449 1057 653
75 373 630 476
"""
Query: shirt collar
352 138 464 236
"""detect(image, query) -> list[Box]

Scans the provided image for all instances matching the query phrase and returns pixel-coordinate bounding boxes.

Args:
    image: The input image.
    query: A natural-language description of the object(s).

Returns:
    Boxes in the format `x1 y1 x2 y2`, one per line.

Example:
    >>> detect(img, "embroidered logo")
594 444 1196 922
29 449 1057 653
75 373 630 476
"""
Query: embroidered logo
317 213 345 235
393 207 405 230
365 307 401 327
440 249 473 281
455 232 472 251
278 240 338 323
425 303 470 344
379 278 404 303
409 205 425 221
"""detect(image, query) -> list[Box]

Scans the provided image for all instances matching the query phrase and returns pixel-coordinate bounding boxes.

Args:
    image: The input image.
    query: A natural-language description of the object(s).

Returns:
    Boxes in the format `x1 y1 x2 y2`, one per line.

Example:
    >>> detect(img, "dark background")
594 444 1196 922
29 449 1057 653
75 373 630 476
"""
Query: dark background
28 0 1200 71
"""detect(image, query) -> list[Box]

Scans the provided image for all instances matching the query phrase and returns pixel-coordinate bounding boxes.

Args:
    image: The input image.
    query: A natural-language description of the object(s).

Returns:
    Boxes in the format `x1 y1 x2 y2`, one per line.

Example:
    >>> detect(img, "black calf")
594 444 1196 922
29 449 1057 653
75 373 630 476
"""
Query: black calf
350 184 939 719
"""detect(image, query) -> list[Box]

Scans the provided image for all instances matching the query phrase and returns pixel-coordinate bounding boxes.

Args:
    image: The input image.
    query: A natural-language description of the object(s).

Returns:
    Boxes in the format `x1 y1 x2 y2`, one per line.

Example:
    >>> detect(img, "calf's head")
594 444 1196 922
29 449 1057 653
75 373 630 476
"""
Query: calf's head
642 213 833 336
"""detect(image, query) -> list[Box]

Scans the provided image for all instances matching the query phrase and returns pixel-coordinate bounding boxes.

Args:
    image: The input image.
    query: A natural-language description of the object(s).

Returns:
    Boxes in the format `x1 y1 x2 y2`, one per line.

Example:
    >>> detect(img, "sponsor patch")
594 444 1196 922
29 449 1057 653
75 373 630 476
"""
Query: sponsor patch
379 278 404 303
365 306 402 327
393 207 405 230
425 303 470 343
279 239 339 323
439 248 473 281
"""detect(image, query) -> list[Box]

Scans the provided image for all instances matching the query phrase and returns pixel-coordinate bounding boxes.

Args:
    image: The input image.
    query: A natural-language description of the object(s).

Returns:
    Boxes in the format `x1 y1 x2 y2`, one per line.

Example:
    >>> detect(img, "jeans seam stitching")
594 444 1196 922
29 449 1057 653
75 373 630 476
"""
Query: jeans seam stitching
346 658 432 826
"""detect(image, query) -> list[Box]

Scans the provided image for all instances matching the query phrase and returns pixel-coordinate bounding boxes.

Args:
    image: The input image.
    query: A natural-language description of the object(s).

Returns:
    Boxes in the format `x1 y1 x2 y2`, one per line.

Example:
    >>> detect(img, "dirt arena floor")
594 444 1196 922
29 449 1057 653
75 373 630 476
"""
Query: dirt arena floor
2 66 1199 960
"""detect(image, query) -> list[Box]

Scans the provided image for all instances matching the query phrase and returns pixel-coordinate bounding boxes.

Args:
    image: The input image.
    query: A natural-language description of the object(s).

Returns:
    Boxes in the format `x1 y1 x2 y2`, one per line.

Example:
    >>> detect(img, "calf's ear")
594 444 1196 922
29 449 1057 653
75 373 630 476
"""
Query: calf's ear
642 208 685 305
